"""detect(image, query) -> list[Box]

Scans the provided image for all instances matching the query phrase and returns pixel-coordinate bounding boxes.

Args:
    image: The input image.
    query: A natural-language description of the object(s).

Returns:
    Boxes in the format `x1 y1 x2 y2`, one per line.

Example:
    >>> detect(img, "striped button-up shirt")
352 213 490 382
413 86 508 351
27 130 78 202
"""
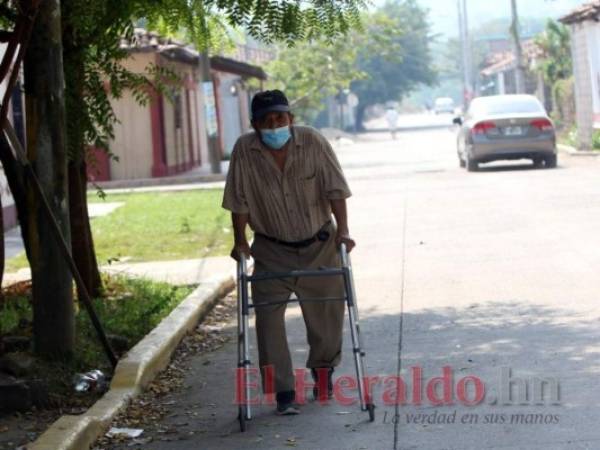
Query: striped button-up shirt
222 126 352 242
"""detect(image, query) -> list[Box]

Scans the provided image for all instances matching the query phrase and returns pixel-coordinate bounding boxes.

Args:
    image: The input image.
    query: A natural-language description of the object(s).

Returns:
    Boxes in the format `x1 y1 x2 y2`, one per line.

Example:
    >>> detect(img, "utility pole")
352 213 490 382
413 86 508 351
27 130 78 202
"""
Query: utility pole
510 0 526 93
457 0 473 108
199 52 222 174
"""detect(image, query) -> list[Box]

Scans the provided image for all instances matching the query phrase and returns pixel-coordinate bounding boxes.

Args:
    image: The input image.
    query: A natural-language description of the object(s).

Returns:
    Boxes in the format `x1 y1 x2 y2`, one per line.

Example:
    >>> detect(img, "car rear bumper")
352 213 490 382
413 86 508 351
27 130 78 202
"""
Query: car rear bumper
470 138 556 162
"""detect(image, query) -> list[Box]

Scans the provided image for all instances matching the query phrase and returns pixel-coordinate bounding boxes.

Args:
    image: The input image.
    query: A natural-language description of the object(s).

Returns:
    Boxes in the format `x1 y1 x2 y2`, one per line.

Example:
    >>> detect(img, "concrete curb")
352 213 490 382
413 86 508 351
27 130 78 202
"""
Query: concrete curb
29 274 236 450
558 143 599 156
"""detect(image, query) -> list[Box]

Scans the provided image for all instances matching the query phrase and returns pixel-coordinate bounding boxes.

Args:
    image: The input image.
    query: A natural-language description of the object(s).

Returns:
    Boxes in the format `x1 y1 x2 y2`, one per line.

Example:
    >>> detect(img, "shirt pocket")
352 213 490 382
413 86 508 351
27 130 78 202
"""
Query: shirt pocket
298 170 318 208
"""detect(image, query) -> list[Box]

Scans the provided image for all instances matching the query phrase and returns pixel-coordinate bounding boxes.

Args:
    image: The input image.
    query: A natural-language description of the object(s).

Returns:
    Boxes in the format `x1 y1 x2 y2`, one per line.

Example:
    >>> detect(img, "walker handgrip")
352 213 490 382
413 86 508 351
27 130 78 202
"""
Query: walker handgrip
237 252 248 278
340 242 350 268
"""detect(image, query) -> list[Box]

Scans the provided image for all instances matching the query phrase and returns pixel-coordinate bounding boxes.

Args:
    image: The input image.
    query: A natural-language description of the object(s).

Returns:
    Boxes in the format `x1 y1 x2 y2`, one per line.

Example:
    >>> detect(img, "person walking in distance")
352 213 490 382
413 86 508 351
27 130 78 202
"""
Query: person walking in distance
385 105 399 139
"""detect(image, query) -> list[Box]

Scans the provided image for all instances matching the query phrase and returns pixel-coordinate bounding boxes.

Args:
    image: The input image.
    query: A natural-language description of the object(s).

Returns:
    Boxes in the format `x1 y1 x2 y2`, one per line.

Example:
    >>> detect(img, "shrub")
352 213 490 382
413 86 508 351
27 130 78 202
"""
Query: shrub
593 130 600 151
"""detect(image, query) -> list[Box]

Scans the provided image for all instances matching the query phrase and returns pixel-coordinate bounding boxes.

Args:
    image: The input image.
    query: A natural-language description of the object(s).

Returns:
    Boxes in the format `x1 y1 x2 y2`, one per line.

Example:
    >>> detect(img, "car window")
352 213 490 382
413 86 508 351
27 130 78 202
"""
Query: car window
470 97 544 116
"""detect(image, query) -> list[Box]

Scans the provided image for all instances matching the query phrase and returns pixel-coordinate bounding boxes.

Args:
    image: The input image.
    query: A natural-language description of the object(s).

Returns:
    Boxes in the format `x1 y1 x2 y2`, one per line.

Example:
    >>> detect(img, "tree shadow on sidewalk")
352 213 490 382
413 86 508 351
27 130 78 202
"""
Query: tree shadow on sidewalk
106 299 600 450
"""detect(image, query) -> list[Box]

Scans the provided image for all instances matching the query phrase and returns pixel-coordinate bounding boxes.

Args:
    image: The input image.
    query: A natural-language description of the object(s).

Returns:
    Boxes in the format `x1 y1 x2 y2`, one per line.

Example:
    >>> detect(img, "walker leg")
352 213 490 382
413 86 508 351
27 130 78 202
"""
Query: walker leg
340 245 376 422
237 257 252 431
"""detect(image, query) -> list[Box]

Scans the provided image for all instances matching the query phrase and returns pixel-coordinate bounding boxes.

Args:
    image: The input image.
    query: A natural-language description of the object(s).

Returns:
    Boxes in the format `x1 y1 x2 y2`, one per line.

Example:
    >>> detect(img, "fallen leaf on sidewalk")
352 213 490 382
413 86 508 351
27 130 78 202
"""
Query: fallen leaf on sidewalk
90 295 239 449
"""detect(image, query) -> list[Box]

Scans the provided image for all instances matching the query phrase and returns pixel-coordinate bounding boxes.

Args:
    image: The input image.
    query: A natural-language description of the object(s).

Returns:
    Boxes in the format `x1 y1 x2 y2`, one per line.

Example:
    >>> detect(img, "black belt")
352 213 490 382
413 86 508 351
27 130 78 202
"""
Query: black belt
256 221 332 248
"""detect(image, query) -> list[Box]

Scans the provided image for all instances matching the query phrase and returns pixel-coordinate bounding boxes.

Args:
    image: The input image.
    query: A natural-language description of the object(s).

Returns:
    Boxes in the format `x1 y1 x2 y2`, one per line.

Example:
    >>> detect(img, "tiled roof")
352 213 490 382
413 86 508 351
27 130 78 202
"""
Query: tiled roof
480 40 543 77
120 29 267 79
120 28 200 64
560 0 600 24
210 56 267 80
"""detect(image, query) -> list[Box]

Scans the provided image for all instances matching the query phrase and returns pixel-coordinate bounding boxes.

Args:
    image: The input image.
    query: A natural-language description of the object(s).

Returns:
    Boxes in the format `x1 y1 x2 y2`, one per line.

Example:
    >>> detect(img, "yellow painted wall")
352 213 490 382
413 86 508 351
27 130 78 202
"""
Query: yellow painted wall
159 58 196 171
107 52 211 180
108 53 155 180
109 89 153 179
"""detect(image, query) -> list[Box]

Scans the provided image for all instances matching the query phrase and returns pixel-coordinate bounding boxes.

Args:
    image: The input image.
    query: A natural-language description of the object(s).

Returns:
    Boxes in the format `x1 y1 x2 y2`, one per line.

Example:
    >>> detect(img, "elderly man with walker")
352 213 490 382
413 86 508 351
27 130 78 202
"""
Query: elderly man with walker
223 90 372 420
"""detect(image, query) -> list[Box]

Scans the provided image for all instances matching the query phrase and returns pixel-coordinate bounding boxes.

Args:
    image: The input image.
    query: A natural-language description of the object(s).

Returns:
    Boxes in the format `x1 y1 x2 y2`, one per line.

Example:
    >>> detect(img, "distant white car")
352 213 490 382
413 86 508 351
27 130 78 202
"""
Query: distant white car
434 97 455 114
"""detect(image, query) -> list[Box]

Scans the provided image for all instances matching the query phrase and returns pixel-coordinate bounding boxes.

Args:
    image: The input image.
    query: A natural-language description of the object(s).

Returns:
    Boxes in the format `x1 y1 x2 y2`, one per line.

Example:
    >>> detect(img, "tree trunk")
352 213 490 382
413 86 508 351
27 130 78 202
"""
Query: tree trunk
62 12 103 299
68 160 102 298
24 0 74 358
355 103 367 132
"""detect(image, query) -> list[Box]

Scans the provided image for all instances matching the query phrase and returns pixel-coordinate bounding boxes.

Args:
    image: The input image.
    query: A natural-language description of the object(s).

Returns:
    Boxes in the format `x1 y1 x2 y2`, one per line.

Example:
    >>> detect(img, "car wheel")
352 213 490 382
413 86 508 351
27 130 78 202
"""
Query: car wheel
545 154 557 168
532 157 543 168
459 158 466 168
466 154 478 172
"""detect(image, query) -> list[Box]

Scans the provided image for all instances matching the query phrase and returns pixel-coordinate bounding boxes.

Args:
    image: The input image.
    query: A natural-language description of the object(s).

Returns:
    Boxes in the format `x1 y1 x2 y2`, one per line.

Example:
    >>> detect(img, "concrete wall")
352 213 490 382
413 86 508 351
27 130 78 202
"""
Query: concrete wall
110 88 154 179
160 59 196 174
585 22 600 128
216 72 243 157
108 52 211 180
570 22 594 150
109 53 155 179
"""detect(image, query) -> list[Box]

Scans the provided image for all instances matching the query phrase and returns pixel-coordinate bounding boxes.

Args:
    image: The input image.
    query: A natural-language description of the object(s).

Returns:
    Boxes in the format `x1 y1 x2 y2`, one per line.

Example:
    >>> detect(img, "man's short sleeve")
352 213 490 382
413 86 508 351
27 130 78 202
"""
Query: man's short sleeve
222 144 249 214
317 134 352 200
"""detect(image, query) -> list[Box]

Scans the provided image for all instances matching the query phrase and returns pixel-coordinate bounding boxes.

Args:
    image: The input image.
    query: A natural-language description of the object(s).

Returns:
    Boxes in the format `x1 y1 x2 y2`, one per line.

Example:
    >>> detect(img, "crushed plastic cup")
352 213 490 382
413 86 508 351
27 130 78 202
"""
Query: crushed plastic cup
106 427 144 439
73 369 108 393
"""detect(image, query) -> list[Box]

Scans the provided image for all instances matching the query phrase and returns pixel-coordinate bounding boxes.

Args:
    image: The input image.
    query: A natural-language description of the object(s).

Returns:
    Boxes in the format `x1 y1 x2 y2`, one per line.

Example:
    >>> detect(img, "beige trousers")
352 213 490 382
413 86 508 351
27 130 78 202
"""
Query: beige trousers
250 223 345 393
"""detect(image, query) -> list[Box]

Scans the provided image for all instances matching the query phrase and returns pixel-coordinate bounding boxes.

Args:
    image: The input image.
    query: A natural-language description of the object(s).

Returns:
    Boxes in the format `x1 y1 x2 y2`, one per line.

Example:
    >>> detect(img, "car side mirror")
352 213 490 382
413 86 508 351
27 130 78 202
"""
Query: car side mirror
453 116 463 126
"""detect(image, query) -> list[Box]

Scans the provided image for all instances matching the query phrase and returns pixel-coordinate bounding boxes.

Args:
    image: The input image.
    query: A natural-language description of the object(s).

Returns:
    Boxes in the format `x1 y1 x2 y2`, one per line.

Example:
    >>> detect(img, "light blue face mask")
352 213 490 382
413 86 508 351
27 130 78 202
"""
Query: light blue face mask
260 125 291 150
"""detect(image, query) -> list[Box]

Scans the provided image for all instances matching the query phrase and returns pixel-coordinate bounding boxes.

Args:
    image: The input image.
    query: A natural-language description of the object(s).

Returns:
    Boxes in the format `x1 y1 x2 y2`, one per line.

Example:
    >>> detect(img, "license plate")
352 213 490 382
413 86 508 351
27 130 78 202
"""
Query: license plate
503 126 524 136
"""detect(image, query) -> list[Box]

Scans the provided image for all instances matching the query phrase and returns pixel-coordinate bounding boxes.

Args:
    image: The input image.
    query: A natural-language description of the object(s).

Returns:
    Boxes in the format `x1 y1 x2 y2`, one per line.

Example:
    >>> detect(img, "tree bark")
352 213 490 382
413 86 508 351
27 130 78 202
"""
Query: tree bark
68 160 102 298
355 103 367 132
62 10 103 299
24 0 74 358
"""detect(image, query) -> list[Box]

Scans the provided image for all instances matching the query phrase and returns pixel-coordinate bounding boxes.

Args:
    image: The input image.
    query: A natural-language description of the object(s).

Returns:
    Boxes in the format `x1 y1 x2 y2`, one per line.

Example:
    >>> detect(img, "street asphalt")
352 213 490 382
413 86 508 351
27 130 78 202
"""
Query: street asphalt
104 118 600 449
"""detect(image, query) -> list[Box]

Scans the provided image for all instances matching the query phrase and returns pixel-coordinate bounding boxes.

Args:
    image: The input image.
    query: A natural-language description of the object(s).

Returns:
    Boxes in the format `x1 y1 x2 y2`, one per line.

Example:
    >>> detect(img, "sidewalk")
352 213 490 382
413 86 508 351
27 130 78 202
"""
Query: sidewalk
2 198 232 287
90 163 228 191
3 256 234 287
102 256 234 286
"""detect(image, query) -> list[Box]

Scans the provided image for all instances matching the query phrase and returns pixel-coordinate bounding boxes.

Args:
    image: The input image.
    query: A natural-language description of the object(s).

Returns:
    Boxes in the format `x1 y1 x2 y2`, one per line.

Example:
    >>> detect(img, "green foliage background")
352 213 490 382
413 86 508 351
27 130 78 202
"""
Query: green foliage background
261 0 438 126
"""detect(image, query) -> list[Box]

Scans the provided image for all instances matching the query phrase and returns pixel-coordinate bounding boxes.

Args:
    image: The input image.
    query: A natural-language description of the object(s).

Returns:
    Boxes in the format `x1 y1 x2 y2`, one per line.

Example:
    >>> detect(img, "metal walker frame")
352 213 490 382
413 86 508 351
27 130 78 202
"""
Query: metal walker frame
236 243 375 431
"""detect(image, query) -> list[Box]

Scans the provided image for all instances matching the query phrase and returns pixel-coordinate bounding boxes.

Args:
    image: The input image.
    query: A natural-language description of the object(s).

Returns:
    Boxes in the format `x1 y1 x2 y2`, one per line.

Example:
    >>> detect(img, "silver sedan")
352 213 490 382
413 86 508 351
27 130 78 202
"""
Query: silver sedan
454 95 557 171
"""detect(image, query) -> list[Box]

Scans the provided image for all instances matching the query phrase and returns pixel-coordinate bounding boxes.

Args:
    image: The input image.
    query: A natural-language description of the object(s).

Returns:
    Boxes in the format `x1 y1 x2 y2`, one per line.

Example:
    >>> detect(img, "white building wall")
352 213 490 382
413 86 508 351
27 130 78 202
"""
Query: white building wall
571 22 594 149
217 73 243 157
585 21 600 128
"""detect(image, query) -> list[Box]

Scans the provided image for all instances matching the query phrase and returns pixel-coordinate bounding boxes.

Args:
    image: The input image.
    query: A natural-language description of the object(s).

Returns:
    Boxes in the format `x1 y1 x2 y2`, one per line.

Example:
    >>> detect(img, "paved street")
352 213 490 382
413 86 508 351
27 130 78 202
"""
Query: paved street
111 122 600 449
